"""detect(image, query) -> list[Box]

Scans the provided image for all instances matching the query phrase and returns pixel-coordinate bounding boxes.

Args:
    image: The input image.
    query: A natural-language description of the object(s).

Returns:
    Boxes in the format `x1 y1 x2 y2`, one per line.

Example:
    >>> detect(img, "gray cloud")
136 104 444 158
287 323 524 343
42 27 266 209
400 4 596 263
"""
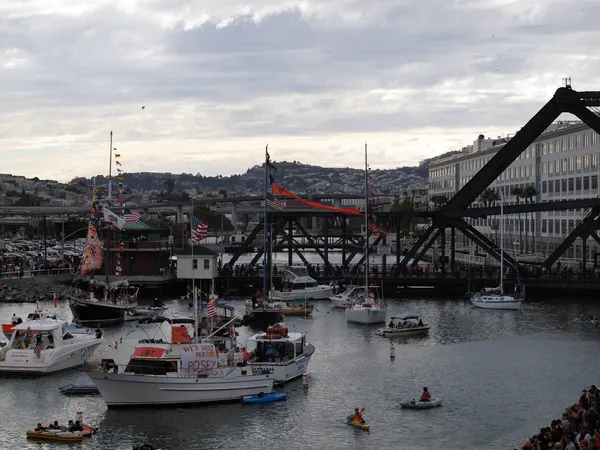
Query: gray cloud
0 0 598 181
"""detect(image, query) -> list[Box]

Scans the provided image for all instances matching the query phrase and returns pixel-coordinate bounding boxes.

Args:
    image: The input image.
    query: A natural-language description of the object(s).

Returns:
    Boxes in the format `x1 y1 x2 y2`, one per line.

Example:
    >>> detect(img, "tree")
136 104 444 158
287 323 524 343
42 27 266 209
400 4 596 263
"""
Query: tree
390 196 424 234
429 195 447 210
164 179 175 196
511 186 524 254
478 188 500 207
523 184 539 254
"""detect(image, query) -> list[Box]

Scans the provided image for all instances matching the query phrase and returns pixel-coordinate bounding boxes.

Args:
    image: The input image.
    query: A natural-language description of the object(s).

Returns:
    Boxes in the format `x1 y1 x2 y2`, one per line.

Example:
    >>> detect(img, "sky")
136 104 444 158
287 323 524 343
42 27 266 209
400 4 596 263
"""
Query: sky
0 0 598 182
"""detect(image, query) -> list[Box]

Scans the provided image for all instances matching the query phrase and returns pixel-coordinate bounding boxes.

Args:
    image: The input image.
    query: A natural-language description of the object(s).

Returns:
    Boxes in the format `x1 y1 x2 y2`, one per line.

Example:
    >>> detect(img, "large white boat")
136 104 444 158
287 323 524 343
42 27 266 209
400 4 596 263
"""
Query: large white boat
86 320 274 407
271 265 333 301
0 314 103 374
330 286 365 309
245 324 315 384
346 300 387 325
470 198 523 311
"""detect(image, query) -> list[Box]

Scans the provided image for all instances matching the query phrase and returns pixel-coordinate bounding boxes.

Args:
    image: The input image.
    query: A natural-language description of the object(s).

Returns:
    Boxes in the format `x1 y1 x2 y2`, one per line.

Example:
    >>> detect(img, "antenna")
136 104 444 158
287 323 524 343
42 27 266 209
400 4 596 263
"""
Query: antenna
562 77 572 89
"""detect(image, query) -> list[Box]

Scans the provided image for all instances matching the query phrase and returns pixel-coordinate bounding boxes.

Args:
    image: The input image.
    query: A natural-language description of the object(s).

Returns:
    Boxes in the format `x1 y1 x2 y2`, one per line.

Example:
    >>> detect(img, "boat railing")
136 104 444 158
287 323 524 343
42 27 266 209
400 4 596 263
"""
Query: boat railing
96 361 258 378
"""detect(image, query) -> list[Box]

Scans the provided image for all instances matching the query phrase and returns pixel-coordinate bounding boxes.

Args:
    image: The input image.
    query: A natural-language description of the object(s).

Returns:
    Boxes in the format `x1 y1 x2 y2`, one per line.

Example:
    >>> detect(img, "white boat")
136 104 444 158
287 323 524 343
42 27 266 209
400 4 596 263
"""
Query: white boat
245 324 315 384
400 398 443 409
0 313 103 374
376 315 430 337
345 144 388 326
86 319 274 407
330 286 365 309
470 197 523 311
271 265 333 301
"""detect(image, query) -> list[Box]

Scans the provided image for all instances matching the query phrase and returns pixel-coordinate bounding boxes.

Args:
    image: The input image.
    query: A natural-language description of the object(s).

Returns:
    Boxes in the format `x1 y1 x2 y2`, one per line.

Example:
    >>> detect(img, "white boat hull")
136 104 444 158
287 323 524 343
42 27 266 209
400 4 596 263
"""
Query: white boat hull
470 297 523 310
376 326 430 337
0 339 102 374
330 297 349 309
272 286 333 301
248 343 314 384
346 308 387 325
86 369 274 407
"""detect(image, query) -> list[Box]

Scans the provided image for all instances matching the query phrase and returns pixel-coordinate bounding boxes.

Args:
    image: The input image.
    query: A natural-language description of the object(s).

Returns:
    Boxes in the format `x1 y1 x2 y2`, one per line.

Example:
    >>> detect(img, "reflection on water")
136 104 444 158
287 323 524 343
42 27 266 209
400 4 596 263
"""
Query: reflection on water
0 296 599 449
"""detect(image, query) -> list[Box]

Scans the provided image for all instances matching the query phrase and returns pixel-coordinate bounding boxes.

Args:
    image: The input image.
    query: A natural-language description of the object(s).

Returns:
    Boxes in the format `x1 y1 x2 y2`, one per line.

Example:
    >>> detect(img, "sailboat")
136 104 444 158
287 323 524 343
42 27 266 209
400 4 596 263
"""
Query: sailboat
470 196 523 310
242 147 283 329
345 144 387 325
69 132 139 326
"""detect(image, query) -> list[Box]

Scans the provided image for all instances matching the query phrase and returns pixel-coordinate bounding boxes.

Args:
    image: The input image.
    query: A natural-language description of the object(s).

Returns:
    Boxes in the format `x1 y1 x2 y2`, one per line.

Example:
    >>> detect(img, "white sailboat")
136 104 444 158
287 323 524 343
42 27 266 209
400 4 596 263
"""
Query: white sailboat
470 197 523 310
346 144 387 325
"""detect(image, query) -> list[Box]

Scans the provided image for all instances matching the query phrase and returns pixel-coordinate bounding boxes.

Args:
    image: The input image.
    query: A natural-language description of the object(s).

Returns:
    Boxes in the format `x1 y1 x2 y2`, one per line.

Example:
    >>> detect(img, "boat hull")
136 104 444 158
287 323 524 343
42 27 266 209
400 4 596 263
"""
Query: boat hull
346 308 387 325
249 343 315 384
69 297 136 326
400 398 443 409
470 297 523 310
376 326 430 337
272 286 333 301
242 309 283 330
330 297 349 309
347 421 370 431
86 370 274 407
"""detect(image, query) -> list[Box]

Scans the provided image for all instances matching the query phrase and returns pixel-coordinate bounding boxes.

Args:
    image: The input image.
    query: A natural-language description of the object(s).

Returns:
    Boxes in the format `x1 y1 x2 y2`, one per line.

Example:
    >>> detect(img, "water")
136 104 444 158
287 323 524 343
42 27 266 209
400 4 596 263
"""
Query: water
1 296 599 449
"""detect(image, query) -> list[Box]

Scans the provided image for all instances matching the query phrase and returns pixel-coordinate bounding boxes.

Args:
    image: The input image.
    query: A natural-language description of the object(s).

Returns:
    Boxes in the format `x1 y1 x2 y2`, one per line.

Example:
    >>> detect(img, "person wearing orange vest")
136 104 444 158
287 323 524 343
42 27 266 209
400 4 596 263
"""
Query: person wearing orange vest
420 387 432 402
242 348 250 366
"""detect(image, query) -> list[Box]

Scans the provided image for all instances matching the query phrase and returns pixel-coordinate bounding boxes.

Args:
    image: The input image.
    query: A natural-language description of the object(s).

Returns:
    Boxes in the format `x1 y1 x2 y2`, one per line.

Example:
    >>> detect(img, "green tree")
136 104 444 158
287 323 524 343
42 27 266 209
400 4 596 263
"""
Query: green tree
165 178 175 196
429 195 447 210
478 188 500 207
390 196 424 234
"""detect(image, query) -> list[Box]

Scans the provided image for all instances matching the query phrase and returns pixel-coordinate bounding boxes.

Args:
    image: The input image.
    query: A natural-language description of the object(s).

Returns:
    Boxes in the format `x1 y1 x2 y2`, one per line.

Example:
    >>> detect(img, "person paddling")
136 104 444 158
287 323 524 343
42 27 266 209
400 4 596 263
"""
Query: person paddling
420 387 431 402
350 408 365 424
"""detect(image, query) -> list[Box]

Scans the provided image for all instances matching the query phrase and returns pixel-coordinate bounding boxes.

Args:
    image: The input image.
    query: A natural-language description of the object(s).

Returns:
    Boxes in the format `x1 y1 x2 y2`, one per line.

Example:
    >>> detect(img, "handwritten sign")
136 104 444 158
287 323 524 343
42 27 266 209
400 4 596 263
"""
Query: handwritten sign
180 343 218 376
132 347 165 358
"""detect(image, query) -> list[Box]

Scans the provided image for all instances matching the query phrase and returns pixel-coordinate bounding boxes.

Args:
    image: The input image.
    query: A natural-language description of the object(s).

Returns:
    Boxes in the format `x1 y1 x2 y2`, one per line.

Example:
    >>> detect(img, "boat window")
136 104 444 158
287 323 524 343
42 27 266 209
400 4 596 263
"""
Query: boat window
295 338 304 356
63 332 74 340
124 358 177 375
292 282 318 289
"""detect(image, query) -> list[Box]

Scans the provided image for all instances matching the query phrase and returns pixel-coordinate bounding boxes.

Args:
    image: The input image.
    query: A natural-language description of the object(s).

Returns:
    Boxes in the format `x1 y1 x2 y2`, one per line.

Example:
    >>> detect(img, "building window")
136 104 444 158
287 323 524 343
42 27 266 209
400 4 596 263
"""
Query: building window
193 259 198 269
576 178 582 190
584 154 590 168
549 220 554 234
542 220 547 233
542 181 547 193
577 156 582 170
592 175 598 190
555 180 561 193
568 178 574 192
593 153 598 168
584 176 590 190
204 259 210 270
562 179 567 192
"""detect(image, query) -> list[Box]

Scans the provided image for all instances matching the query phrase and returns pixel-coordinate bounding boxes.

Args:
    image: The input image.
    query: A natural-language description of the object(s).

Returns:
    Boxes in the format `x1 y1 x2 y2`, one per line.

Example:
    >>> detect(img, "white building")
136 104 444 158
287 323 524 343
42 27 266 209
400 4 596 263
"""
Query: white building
428 121 600 264
176 246 219 293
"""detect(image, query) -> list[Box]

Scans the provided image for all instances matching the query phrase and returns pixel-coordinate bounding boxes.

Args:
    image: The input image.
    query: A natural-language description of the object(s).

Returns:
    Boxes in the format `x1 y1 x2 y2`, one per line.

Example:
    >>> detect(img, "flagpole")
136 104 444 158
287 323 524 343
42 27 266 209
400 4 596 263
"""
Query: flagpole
263 145 269 303
192 197 198 343
108 132 113 206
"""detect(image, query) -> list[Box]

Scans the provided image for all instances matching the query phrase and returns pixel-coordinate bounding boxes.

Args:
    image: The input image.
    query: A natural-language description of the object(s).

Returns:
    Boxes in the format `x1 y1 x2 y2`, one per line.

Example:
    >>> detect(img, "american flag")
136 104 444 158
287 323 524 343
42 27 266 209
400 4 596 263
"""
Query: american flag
124 208 142 222
266 192 285 211
191 216 208 243
34 345 41 359
207 299 218 317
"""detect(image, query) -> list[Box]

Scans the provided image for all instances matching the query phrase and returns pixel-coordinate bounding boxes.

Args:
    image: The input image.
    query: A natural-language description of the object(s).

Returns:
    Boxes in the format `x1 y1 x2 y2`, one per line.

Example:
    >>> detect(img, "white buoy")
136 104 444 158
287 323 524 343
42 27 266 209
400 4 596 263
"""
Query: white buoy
302 372 309 389
390 344 396 360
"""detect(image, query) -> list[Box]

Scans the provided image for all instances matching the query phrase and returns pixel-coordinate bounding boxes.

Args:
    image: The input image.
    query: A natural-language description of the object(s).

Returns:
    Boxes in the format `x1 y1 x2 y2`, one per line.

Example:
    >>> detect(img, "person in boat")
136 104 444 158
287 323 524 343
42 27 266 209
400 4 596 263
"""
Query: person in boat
350 408 365 424
17 316 23 324
251 291 257 309
69 421 83 432
11 313 18 324
49 420 61 430
138 439 155 450
35 423 47 432
418 319 423 326
242 347 250 366
420 387 431 402
388 319 395 329
265 345 276 362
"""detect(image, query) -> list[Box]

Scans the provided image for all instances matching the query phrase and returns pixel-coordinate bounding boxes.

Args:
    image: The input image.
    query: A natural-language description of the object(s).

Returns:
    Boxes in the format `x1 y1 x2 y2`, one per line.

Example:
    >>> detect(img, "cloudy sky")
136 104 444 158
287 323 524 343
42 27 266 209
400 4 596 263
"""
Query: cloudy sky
0 0 597 181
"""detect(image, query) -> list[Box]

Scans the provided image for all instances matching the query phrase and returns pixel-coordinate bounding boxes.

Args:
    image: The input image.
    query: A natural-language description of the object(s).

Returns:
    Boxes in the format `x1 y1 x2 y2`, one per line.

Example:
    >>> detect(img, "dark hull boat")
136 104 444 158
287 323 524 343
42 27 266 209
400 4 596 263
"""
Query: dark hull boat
69 298 136 326
241 304 283 330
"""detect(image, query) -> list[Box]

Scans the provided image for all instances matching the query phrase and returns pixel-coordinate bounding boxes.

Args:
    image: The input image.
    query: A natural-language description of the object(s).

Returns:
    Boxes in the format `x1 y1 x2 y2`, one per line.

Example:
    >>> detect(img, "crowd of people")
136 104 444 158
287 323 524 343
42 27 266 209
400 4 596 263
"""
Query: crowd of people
520 386 600 450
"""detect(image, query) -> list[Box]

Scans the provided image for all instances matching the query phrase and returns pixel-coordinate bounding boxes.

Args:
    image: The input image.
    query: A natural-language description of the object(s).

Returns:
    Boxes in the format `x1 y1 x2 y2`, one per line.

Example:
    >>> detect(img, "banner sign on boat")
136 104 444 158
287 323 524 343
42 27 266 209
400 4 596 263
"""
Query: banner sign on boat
180 343 218 375
132 347 165 358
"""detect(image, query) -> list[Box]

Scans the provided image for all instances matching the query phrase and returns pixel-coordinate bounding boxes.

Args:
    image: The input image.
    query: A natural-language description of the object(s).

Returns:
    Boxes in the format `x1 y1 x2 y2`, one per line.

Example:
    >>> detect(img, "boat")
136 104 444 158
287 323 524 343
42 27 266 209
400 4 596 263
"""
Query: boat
3 307 57 338
242 300 283 330
470 197 523 311
330 286 365 309
573 315 600 324
86 317 274 407
26 429 85 443
346 417 370 431
376 315 430 337
282 302 313 316
244 323 315 384
345 144 388 326
59 382 100 395
0 313 103 374
271 265 333 301
400 398 443 409
242 392 288 404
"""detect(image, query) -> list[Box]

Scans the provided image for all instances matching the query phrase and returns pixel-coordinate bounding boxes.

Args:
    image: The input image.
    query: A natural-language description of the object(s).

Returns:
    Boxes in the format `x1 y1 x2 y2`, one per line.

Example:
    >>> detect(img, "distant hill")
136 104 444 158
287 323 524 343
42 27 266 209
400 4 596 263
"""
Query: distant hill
71 161 428 197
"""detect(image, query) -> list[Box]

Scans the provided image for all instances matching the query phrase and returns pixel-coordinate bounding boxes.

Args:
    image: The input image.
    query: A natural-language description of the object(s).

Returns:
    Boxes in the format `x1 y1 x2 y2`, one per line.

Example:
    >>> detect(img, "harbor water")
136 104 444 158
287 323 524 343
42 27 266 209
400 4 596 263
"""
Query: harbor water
0 296 599 449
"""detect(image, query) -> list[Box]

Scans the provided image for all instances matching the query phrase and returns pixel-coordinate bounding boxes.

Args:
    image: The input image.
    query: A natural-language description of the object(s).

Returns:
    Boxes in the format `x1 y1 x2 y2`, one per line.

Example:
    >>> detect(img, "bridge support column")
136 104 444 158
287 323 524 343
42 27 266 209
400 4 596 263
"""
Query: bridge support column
231 202 238 228
288 219 293 266
312 216 319 231
582 235 588 278
324 219 329 271
451 227 456 277
176 205 184 223
342 219 347 268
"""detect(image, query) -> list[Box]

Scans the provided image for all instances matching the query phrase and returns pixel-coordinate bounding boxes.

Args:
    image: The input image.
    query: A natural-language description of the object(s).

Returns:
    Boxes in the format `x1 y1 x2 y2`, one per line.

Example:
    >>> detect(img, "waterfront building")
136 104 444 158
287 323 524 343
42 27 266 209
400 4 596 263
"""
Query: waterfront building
175 245 219 294
428 121 600 265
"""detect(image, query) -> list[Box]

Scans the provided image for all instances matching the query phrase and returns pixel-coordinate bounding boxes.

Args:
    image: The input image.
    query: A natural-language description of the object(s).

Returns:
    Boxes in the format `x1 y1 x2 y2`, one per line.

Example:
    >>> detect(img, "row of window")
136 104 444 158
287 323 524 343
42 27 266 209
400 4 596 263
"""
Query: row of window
541 176 599 193
192 259 210 269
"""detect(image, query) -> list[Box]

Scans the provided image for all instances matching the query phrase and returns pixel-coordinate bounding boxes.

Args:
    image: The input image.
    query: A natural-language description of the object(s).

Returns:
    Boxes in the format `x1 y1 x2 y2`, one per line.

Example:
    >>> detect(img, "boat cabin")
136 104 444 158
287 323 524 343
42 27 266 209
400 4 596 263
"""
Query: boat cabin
355 286 382 305
245 325 307 363
279 266 319 291
122 344 179 375
387 315 425 329
0 319 75 361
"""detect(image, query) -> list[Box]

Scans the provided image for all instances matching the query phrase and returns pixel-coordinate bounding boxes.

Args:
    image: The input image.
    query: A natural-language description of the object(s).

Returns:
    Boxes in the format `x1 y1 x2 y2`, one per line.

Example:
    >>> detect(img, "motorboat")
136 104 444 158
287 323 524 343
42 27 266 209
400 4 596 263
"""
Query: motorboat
330 286 365 309
3 307 57 338
86 319 274 407
245 323 315 384
242 300 283 330
376 315 430 337
345 287 387 325
271 265 333 301
26 429 85 443
0 313 103 374
400 398 443 409
69 279 139 326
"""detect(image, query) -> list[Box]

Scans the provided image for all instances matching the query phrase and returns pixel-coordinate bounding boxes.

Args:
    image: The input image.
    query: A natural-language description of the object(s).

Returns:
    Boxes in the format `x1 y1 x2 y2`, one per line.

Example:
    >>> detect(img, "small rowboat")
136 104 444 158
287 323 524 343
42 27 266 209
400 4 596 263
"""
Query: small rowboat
282 305 313 316
26 429 85 443
347 420 370 431
400 398 443 409
242 393 288 404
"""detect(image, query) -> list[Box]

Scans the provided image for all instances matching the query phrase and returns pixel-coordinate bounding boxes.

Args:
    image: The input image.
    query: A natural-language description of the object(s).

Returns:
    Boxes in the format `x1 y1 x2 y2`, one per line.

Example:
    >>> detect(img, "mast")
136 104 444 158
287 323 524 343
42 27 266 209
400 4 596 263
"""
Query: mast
500 196 504 294
263 145 269 301
364 143 369 293
108 132 113 206
192 197 198 343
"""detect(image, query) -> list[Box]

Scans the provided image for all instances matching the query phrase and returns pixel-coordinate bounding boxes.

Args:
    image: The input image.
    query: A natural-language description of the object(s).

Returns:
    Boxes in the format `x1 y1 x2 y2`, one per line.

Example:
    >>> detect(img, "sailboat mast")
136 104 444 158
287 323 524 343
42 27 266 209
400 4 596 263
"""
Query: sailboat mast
263 145 269 301
108 132 113 206
192 197 198 343
364 143 369 292
500 196 504 294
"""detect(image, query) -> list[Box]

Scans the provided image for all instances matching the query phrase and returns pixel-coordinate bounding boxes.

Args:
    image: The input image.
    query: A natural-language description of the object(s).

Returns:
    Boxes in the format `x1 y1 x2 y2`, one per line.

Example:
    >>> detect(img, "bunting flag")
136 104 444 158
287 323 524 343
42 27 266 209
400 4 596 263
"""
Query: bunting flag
114 153 121 158
116 161 122 166
271 181 360 215
103 208 126 231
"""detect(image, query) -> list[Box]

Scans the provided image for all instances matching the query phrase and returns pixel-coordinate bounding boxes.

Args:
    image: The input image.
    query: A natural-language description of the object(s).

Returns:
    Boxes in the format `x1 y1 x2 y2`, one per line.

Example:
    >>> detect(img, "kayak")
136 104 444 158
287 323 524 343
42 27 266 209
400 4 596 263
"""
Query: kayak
242 393 288 404
26 429 85 443
347 420 370 431
400 398 443 409
58 383 100 395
